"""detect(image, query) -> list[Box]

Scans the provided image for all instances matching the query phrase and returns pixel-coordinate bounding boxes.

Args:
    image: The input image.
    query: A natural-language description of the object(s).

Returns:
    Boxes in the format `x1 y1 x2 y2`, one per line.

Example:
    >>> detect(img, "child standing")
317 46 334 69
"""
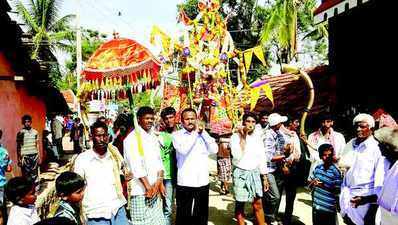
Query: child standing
54 171 85 225
5 177 40 225
309 143 342 225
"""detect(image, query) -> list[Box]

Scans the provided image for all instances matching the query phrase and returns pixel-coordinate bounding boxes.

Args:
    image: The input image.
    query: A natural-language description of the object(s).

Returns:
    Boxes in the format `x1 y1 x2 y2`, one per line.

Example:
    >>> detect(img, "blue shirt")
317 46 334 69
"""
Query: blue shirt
310 163 342 213
0 146 11 187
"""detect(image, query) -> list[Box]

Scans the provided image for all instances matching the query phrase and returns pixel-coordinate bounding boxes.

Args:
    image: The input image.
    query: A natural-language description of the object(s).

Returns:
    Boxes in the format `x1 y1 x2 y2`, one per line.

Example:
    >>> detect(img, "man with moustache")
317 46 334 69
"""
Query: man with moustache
172 108 218 225
74 121 129 225
255 111 270 139
124 106 166 225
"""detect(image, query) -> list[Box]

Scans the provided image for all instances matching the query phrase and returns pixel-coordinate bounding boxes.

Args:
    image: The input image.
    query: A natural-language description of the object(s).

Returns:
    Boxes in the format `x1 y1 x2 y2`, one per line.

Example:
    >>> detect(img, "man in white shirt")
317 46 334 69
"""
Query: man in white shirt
123 106 166 225
172 108 218 225
307 113 346 180
74 121 128 225
231 112 268 225
373 127 398 225
339 114 385 225
255 111 270 138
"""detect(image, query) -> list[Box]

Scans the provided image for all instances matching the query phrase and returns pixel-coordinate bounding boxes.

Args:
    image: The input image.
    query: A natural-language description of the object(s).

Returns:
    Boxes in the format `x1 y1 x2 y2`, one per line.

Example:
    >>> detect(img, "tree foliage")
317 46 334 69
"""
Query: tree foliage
178 0 328 74
57 29 107 93
260 0 298 63
177 0 269 82
15 0 75 59
65 29 107 73
260 0 328 66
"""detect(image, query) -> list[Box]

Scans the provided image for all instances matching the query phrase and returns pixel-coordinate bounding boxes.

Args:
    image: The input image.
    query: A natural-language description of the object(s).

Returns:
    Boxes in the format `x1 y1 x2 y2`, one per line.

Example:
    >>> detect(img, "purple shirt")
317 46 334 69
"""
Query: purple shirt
378 161 398 215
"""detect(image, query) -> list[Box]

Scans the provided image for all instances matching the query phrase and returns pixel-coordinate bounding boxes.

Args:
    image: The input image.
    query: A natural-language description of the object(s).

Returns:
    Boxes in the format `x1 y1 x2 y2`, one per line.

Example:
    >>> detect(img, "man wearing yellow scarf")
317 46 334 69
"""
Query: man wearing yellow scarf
124 107 166 225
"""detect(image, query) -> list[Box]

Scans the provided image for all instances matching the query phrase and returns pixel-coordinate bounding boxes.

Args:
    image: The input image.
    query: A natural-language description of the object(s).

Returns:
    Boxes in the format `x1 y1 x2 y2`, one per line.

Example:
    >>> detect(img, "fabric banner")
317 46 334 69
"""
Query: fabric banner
244 50 253 73
250 88 261 110
262 84 274 106
150 26 172 53
253 46 267 66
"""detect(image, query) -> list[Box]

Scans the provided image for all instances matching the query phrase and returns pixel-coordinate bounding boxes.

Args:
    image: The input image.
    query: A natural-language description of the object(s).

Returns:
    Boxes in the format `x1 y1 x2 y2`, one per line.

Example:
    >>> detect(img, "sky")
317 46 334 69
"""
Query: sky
9 0 323 74
60 0 185 52
10 0 186 66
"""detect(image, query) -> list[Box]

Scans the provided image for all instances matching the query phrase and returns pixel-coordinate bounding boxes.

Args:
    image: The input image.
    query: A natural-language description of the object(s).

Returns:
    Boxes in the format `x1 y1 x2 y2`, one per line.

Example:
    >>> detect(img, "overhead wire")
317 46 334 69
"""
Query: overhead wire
84 0 136 36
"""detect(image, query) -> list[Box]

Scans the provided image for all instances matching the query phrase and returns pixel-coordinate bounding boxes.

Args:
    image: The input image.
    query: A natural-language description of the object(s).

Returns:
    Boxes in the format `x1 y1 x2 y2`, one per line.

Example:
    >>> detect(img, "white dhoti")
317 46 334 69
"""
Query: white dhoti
340 186 371 225
380 207 398 225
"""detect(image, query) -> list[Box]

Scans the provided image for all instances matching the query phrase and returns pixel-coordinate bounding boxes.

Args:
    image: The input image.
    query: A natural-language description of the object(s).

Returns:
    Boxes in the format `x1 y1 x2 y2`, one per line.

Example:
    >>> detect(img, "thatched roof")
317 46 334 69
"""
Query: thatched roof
254 65 336 117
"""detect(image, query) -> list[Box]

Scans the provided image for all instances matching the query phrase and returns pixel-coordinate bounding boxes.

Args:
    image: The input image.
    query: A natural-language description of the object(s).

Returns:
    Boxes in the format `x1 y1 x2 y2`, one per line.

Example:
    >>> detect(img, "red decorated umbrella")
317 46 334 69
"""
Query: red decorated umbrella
80 38 161 100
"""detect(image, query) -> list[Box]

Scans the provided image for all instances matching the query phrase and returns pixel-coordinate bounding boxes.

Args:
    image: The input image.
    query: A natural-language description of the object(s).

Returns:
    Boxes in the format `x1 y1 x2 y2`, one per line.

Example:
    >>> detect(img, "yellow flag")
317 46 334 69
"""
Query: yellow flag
253 46 267 66
150 26 171 53
261 84 274 107
250 87 260 110
244 49 253 73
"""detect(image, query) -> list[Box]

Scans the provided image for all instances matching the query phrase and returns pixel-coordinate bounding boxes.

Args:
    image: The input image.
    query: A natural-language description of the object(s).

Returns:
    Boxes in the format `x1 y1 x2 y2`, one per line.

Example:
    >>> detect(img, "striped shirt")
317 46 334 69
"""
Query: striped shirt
310 163 342 213
17 128 38 155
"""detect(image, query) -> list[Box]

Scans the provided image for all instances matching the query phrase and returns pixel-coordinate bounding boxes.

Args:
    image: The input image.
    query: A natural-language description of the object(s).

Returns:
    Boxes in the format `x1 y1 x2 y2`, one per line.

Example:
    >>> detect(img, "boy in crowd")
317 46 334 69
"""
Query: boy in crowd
54 171 86 225
5 177 40 225
217 135 232 195
16 115 41 184
309 144 342 225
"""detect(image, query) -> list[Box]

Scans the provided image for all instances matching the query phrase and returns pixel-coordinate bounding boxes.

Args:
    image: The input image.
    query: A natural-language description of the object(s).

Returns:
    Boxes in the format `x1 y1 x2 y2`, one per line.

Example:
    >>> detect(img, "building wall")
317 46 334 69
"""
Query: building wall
0 51 46 176
328 0 395 136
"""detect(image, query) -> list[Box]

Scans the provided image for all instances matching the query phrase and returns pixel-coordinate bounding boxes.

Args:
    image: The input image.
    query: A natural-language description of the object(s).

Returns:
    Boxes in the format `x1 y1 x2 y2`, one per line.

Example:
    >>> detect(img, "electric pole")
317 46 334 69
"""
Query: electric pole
76 0 82 116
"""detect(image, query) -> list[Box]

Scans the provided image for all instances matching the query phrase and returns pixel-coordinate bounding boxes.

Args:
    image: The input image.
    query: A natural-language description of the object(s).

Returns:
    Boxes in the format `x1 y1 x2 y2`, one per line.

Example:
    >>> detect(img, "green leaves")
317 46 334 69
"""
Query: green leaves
260 0 298 63
15 0 75 59
16 1 40 33
259 0 328 65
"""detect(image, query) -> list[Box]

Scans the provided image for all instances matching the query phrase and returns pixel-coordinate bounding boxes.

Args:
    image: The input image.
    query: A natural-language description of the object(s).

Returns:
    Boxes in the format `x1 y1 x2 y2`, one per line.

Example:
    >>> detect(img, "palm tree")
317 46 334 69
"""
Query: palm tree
260 0 299 64
260 0 328 65
15 0 75 60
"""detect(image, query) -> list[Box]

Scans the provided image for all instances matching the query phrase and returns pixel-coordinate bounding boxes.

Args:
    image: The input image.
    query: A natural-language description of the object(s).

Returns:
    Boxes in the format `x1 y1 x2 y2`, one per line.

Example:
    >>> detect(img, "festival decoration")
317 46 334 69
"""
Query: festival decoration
150 0 273 134
78 38 161 101
249 80 274 110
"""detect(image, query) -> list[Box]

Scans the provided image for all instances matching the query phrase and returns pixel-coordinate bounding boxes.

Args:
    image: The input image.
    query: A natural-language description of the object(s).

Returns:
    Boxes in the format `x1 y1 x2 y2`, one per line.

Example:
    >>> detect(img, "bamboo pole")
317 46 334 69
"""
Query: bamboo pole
281 64 315 138
187 72 193 108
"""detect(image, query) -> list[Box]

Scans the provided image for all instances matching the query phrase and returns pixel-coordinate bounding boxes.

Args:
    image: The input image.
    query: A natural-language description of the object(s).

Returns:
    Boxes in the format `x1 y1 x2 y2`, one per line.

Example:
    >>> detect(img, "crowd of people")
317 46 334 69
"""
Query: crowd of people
0 106 397 225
